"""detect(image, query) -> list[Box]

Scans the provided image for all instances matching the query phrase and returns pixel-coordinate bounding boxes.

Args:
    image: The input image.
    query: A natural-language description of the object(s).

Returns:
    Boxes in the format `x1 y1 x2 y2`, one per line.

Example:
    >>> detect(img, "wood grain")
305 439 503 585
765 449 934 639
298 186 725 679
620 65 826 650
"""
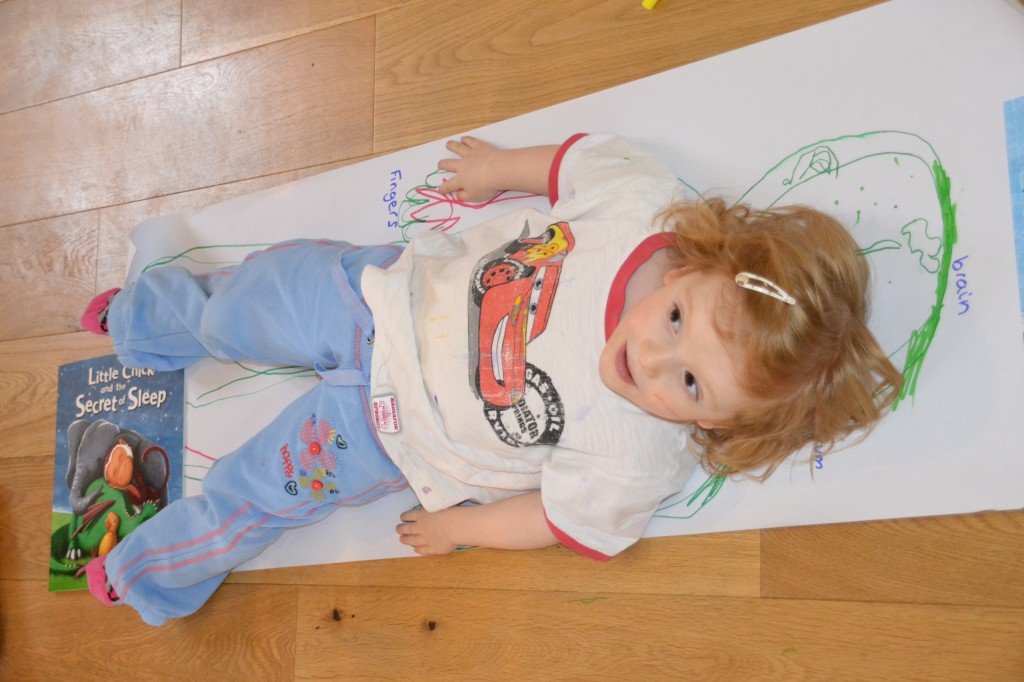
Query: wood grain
1 19 374 227
181 0 420 65
0 0 181 114
762 511 1024 608
0 213 98 340
0 580 298 680
373 0 882 152
2 454 69 580
294 586 1024 680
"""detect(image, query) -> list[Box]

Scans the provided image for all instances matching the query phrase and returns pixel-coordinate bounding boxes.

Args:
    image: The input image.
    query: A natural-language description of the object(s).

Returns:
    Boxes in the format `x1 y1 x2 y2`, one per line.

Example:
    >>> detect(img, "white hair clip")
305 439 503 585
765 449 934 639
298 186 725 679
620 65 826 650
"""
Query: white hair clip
735 272 796 306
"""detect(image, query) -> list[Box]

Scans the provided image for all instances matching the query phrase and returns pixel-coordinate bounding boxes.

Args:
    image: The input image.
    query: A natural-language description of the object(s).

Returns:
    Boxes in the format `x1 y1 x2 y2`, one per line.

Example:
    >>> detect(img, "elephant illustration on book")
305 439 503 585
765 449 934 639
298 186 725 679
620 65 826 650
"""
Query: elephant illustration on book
50 419 170 577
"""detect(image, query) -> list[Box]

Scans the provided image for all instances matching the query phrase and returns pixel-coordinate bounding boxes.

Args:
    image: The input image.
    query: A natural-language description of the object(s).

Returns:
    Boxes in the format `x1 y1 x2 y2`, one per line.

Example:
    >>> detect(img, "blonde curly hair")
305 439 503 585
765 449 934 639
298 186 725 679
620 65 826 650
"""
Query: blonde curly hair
657 198 903 480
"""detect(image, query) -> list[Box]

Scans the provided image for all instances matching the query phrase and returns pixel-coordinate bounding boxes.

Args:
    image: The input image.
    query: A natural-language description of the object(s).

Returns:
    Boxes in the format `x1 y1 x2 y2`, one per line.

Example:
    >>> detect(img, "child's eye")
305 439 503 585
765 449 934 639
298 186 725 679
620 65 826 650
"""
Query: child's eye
684 371 699 398
669 305 682 330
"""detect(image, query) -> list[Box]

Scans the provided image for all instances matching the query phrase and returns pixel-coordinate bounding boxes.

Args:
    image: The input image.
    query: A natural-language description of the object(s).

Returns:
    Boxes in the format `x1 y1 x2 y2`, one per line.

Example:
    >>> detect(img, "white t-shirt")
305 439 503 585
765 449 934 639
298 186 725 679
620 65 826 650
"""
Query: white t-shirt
362 133 696 559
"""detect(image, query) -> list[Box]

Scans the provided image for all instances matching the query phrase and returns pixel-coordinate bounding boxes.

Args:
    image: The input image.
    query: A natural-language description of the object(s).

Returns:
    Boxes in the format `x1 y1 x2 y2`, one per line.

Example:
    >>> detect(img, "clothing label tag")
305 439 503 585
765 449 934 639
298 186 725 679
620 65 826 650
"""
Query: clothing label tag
372 394 401 434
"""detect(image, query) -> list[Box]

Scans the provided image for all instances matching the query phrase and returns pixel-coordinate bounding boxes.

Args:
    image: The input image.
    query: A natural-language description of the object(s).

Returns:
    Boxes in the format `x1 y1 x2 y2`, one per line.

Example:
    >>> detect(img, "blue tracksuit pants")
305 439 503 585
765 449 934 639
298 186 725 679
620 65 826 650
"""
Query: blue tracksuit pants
103 239 408 626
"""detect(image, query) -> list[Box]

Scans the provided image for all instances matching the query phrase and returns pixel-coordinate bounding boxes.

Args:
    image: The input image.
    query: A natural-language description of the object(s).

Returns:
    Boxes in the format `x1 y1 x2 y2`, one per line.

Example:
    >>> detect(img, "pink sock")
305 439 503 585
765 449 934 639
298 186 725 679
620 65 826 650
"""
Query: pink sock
85 555 119 606
80 288 121 335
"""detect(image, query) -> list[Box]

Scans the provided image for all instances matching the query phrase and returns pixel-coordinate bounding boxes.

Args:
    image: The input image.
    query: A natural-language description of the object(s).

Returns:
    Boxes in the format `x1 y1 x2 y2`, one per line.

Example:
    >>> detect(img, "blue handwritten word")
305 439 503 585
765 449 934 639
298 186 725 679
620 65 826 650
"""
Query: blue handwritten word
384 170 402 228
813 443 825 470
952 255 972 316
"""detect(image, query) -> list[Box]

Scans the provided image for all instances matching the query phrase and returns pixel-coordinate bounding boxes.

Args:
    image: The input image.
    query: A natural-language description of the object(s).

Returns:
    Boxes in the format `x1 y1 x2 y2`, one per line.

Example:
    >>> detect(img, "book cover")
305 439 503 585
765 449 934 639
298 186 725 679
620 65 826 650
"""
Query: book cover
49 355 185 591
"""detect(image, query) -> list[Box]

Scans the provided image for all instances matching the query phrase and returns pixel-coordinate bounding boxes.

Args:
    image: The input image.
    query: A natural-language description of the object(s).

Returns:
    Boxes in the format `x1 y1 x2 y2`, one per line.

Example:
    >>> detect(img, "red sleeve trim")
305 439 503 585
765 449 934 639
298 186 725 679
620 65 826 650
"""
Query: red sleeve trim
548 133 589 206
544 512 613 562
604 232 677 340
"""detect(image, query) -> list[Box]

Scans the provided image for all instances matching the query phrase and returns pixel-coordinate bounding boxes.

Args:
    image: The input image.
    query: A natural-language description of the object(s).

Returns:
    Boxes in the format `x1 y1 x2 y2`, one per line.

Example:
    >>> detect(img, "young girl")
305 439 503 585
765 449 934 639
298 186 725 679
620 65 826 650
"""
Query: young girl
81 133 901 625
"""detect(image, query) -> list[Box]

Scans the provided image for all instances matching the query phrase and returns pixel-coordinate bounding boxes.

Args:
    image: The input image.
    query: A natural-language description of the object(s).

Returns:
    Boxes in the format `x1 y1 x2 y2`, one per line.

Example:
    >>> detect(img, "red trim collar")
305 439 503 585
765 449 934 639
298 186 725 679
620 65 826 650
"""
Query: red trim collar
604 233 676 340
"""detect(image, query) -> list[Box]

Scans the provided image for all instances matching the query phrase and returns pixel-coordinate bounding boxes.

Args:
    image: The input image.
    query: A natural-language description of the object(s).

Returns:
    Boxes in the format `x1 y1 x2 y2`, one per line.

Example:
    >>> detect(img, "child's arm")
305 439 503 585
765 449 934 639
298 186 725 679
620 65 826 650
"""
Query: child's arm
396 491 558 555
436 137 559 202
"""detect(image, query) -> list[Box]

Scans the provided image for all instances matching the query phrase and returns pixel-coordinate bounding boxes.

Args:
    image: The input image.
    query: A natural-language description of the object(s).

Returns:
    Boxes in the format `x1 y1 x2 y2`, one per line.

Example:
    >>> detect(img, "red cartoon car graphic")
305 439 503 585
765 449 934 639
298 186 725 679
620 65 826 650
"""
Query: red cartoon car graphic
468 220 574 447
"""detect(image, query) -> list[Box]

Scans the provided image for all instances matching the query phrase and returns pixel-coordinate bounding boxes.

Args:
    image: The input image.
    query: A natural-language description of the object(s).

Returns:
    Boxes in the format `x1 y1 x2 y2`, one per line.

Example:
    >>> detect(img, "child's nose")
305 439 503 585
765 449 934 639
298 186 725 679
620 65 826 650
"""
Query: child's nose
638 339 674 378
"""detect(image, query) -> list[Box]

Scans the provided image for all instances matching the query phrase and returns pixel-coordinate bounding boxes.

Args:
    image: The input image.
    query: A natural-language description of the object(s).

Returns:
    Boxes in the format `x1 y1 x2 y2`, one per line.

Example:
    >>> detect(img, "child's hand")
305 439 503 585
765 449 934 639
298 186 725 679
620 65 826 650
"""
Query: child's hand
396 492 556 555
436 136 502 203
396 507 460 556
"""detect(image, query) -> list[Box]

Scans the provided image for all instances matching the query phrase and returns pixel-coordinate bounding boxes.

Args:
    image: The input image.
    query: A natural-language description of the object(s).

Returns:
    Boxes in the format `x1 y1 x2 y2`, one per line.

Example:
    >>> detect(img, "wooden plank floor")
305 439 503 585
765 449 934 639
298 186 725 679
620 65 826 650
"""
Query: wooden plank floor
3 0 1022 678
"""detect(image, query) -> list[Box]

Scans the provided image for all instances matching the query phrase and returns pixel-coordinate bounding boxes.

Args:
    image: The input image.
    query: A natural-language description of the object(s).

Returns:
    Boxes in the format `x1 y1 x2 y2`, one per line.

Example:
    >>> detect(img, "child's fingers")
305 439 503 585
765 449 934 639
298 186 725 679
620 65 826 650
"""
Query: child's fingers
435 158 461 196
396 523 424 547
399 531 442 556
396 508 455 555
445 139 469 156
397 530 420 545
444 136 481 157
437 157 460 173
438 183 474 202
436 178 459 196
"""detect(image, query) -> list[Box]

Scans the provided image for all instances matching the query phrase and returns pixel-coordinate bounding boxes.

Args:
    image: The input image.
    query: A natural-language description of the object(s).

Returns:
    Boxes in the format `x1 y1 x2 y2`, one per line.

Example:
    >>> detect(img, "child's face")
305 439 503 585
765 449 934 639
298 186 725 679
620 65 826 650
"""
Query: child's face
599 267 750 429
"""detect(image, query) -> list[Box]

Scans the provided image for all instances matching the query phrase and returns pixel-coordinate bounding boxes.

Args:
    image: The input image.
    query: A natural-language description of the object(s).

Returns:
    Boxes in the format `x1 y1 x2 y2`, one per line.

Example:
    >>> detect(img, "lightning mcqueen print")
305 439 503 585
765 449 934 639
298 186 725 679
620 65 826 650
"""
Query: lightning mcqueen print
468 220 575 447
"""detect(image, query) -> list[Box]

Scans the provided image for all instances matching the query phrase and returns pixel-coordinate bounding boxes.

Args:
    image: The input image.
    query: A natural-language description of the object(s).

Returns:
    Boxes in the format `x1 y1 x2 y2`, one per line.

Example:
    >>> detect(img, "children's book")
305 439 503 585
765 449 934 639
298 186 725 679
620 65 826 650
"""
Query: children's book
49 355 185 591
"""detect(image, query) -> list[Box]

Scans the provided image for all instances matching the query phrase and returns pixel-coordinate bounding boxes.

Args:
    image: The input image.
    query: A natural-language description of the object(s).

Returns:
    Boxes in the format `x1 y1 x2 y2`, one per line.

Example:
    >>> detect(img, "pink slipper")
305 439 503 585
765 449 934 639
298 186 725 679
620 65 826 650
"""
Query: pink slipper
84 555 120 606
80 288 120 335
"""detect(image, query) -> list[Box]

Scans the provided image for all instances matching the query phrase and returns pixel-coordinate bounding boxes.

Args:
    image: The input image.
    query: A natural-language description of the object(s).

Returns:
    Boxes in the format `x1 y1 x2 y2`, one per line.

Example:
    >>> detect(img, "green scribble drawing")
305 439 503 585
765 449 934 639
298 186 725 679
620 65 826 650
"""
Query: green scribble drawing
141 243 274 273
678 177 708 204
392 169 538 242
655 469 726 520
900 159 956 406
663 130 957 521
732 130 956 408
784 145 841 186
184 462 211 483
188 362 317 409
899 218 943 274
394 169 450 241
860 238 903 255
